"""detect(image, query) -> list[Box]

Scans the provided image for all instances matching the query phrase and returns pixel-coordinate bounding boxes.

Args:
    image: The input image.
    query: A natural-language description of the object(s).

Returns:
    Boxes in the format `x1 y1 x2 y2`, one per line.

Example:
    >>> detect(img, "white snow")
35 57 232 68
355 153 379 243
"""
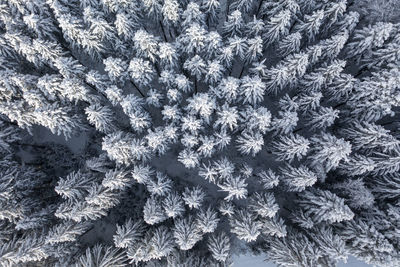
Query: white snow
233 254 372 267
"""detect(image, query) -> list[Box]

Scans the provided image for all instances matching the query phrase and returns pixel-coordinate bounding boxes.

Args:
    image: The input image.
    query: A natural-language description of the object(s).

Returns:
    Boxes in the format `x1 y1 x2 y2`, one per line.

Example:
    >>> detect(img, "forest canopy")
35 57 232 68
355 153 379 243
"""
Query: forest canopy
0 0 399 266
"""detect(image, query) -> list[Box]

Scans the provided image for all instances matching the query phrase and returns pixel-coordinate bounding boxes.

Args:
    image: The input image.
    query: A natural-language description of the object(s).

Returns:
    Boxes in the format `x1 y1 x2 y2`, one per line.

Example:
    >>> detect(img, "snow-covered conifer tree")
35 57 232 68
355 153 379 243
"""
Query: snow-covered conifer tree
271 134 310 162
263 9 292 45
248 192 279 218
332 178 375 209
279 164 318 192
163 192 185 218
114 219 145 249
131 164 154 184
75 244 127 267
223 10 244 37
257 169 280 189
236 131 264 156
260 214 287 238
267 232 320 266
149 226 175 259
85 104 117 134
173 216 202 250
128 57 155 87
277 33 302 57
338 219 397 266
218 175 248 201
240 75 266 105
309 134 352 172
218 201 235 217
143 196 167 225
146 172 173 197
207 232 230 262
178 149 200 168
182 186 205 209
196 206 219 233
297 189 354 224
46 221 92 245
229 209 262 242
295 9 325 41
102 131 135 165
346 22 394 62
55 171 94 201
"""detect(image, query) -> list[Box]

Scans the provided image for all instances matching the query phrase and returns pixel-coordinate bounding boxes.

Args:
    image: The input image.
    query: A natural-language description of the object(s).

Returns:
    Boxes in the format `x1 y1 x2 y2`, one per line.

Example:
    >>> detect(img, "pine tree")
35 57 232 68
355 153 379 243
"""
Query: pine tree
182 186 205 209
339 154 376 177
354 0 400 23
240 107 272 134
179 23 207 54
257 169 280 189
143 196 167 225
218 201 235 217
149 226 175 259
236 131 264 156
85 185 120 209
162 0 180 25
277 32 302 57
215 104 239 132
55 171 94 201
271 110 299 134
102 169 131 191
146 172 173 197
309 226 348 263
260 215 287 238
297 189 354 224
207 231 230 262
103 57 129 83
85 104 117 134
271 134 310 162
229 209 262 242
178 149 200 169
309 133 352 172
346 22 394 63
55 198 109 222
332 178 375 209
248 192 279 218
113 219 145 248
223 10 244 37
0 233 50 265
173 216 203 250
267 232 322 267
370 173 400 199
163 192 185 218
343 122 399 153
295 9 325 41
75 244 127 267
182 2 205 28
240 75 266 105
218 175 248 201
338 219 398 266
202 0 220 21
306 106 339 131
263 9 292 45
133 29 159 62
131 164 154 184
46 221 92 245
196 207 219 233
102 131 135 165
128 57 155 87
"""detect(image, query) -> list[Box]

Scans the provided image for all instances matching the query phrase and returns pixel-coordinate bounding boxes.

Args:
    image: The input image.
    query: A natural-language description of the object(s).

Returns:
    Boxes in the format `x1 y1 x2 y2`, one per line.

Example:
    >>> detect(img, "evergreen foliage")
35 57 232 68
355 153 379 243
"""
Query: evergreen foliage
0 0 399 266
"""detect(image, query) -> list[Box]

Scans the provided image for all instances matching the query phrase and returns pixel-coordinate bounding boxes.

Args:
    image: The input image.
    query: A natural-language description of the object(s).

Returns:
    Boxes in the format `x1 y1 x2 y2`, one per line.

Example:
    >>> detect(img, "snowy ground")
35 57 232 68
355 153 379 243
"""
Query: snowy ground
233 254 371 267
